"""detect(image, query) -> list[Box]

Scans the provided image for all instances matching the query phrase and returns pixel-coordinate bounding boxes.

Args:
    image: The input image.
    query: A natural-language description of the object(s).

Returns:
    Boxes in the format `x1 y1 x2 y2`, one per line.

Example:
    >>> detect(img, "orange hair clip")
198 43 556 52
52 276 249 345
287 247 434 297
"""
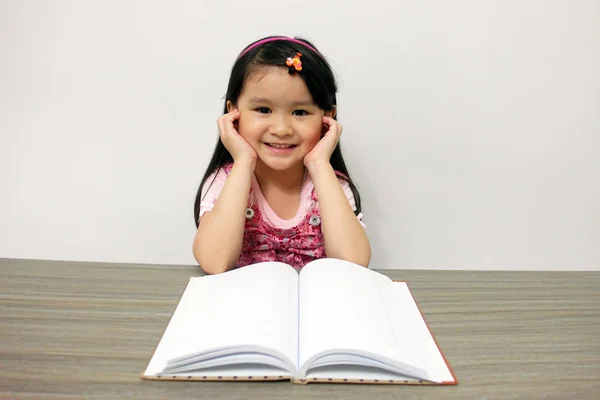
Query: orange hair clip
286 52 303 72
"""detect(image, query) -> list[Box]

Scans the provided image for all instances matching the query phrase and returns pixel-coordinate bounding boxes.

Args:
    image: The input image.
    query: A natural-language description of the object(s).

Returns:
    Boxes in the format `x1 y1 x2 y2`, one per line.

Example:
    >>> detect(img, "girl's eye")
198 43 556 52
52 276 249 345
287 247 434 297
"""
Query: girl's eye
292 110 308 116
256 107 271 114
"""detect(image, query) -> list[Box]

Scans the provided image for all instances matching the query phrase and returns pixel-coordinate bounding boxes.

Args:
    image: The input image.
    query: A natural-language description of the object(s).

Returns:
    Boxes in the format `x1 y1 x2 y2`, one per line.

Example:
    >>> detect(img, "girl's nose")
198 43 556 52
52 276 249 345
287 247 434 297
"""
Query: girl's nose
270 115 293 136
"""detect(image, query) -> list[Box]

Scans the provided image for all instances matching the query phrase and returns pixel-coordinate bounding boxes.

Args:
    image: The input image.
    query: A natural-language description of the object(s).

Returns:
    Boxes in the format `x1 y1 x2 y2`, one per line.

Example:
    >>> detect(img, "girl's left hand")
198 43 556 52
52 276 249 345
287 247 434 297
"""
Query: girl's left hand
304 116 342 168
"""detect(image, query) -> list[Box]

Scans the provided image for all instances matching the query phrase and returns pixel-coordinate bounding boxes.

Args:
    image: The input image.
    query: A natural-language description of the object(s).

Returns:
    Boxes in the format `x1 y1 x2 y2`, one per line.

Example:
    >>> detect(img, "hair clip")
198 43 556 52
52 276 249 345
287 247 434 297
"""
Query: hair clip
286 52 303 72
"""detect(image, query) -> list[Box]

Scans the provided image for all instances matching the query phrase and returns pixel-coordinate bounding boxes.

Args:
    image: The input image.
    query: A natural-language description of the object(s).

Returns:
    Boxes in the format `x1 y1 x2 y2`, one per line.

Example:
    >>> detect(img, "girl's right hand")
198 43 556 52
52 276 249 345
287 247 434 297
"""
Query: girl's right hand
217 110 257 165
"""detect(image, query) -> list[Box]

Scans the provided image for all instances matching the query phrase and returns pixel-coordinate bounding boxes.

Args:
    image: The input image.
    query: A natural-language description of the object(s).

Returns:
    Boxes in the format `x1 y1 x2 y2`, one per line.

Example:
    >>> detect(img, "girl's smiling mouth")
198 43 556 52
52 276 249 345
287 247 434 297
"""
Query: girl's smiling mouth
265 142 297 151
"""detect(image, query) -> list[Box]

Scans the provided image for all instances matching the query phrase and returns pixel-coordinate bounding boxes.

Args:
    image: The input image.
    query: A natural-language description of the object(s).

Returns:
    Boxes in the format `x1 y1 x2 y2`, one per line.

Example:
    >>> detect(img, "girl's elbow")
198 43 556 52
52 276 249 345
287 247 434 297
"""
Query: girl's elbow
194 251 233 275
355 253 371 268
333 248 371 268
353 244 372 268
199 262 230 275
193 245 236 275
194 250 233 275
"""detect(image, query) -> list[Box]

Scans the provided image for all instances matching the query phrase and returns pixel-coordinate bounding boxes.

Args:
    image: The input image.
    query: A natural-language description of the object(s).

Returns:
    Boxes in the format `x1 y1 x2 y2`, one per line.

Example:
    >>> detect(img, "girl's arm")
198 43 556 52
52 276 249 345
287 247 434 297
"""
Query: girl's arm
193 160 254 274
307 161 371 267
193 109 256 274
304 116 371 267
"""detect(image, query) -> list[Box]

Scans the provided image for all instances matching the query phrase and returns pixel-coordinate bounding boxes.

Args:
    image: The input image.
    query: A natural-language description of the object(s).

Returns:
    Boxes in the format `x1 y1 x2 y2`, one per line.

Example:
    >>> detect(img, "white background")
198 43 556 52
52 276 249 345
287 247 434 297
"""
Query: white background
1 0 598 270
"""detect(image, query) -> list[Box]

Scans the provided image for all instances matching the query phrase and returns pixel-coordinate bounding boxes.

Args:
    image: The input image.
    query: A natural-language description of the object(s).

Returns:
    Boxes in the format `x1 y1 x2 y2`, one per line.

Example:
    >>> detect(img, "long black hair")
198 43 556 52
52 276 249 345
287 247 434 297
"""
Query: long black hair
194 35 361 227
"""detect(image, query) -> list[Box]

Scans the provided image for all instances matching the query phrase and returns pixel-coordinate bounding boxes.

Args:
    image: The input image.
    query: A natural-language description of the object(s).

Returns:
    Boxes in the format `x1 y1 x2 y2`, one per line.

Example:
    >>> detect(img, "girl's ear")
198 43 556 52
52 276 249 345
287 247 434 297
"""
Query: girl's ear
325 105 337 119
226 100 237 113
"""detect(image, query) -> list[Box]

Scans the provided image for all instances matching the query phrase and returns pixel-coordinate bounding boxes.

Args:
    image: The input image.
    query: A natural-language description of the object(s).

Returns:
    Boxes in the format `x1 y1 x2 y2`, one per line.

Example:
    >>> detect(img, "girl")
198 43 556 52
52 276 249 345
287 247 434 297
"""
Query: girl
193 36 370 274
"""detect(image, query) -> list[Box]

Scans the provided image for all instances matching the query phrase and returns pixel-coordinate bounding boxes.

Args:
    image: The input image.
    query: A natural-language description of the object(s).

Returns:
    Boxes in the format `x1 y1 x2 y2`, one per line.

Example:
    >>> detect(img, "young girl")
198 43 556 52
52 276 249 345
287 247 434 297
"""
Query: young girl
193 36 371 274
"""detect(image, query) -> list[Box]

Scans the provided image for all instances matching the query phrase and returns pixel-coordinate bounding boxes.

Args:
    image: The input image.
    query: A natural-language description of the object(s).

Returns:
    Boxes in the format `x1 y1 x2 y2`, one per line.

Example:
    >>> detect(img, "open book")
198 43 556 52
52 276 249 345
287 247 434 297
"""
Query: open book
142 258 457 385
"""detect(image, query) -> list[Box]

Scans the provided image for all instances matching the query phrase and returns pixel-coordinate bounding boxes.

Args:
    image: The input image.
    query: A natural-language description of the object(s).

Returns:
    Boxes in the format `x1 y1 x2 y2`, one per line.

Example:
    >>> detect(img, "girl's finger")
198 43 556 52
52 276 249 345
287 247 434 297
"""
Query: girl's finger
218 110 240 137
323 115 341 130
322 115 334 129
322 116 342 138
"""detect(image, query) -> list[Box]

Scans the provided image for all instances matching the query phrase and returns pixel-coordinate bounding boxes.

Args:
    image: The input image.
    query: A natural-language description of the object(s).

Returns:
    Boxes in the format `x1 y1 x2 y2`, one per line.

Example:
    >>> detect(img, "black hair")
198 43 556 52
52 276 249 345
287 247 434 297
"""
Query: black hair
194 36 361 227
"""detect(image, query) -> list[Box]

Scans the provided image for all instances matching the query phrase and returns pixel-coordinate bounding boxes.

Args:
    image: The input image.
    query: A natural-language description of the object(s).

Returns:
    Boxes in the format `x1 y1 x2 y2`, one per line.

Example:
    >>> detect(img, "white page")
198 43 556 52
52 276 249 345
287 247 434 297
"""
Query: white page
144 262 299 376
153 364 291 379
298 259 429 379
164 353 291 374
385 282 455 383
306 365 423 382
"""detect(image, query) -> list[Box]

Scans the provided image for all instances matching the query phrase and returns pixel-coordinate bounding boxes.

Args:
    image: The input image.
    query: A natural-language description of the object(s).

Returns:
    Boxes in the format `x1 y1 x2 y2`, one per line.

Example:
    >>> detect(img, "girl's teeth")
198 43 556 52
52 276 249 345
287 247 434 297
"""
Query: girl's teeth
269 144 292 148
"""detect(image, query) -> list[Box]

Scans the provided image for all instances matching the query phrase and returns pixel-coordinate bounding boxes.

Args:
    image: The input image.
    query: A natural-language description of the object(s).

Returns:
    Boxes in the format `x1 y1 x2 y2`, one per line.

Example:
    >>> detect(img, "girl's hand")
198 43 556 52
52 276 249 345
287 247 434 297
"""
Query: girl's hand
217 110 257 165
304 116 342 168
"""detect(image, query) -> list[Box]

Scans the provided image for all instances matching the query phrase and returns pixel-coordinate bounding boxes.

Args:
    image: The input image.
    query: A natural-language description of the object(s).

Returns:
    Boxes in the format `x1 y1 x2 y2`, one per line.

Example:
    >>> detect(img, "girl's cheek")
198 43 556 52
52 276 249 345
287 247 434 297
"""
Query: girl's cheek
313 127 324 142
307 134 321 149
237 117 251 136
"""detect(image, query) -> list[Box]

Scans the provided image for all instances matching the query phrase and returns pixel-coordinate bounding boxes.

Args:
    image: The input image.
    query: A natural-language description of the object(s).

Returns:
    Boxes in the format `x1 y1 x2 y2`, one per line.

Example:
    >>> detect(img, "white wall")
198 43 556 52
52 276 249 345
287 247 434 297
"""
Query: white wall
1 0 598 270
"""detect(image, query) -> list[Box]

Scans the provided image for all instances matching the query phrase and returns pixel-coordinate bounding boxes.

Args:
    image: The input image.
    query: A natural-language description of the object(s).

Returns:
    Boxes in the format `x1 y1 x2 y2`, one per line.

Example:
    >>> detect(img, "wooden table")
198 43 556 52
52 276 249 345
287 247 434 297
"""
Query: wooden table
1 258 598 399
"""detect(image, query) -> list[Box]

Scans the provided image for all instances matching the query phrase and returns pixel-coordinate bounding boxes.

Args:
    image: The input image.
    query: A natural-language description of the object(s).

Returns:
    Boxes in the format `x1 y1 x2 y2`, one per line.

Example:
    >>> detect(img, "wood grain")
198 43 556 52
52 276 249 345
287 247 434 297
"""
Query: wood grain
1 258 598 399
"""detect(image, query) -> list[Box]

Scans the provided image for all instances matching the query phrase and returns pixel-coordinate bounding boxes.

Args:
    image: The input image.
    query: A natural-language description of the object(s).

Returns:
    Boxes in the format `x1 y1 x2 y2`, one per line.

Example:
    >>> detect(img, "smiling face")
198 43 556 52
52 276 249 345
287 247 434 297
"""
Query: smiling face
228 67 333 173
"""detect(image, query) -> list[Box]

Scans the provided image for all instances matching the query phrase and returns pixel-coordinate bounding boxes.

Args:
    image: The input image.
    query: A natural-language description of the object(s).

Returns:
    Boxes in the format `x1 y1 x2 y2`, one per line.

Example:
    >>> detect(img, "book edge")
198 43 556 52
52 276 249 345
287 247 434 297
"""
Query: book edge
140 373 293 382
140 372 449 385
292 377 450 385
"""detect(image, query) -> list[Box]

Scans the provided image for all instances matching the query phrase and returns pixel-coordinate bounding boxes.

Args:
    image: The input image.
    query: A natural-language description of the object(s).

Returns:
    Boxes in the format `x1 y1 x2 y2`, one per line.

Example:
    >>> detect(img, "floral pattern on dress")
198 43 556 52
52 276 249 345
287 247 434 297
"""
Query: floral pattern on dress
222 164 325 270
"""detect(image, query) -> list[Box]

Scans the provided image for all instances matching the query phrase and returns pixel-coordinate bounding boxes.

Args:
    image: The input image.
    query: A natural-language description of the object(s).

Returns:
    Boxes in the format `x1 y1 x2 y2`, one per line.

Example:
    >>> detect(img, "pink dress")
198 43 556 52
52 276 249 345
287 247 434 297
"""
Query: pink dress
199 163 364 270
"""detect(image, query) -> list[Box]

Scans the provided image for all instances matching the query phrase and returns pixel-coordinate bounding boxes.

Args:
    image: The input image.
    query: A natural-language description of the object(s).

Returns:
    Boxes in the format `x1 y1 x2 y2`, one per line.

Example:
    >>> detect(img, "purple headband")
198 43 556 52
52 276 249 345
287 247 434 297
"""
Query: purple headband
239 36 320 58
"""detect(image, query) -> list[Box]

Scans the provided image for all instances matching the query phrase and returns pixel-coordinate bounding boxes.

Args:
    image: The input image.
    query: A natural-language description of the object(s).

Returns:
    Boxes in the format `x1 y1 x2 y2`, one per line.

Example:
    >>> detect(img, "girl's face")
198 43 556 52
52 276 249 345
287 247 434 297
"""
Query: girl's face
228 67 334 173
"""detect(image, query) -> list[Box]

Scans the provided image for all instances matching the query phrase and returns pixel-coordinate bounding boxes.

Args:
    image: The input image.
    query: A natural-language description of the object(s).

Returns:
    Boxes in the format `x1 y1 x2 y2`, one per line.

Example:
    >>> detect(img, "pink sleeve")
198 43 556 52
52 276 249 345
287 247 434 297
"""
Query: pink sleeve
340 180 366 228
198 168 228 219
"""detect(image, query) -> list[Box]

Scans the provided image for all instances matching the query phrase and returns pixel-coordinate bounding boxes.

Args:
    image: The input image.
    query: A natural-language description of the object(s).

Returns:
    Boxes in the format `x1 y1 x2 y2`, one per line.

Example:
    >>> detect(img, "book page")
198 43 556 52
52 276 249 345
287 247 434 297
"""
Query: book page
298 259 449 382
383 281 455 383
144 262 299 376
305 365 424 382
